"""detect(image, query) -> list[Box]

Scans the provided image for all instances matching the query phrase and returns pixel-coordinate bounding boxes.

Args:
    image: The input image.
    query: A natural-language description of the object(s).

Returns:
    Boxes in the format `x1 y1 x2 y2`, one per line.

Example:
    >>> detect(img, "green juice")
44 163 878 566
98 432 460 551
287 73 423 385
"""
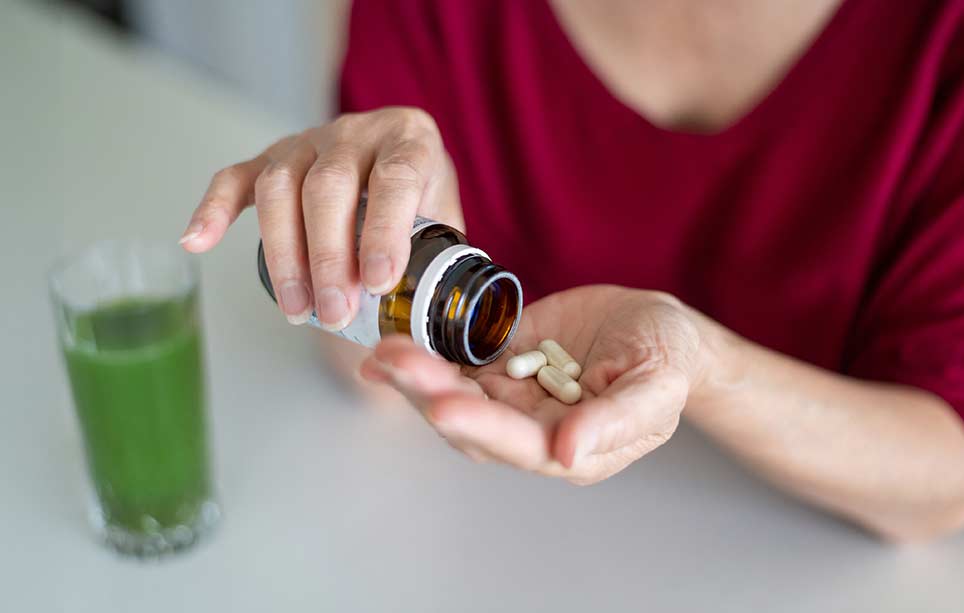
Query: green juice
63 293 212 534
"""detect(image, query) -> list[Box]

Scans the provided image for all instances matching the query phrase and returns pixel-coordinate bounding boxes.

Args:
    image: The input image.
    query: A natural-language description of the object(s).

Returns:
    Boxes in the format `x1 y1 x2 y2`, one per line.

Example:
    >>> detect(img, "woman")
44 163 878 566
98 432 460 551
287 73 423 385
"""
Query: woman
181 0 964 541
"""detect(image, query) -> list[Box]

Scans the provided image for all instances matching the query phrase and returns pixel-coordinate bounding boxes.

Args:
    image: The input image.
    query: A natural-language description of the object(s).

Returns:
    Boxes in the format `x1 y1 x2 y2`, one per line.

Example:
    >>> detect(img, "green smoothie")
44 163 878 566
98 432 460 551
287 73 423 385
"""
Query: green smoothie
63 292 211 534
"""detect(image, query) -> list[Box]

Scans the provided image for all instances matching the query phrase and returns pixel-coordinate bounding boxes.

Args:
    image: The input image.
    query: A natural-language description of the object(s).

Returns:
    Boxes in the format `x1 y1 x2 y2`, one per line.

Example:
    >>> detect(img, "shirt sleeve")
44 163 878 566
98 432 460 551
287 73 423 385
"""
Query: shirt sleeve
846 45 964 419
846 192 964 419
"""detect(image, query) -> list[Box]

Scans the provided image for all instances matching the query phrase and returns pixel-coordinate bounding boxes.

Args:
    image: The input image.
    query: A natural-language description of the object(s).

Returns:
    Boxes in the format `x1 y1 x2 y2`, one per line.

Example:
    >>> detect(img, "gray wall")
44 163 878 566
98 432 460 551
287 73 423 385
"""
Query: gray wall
126 0 344 127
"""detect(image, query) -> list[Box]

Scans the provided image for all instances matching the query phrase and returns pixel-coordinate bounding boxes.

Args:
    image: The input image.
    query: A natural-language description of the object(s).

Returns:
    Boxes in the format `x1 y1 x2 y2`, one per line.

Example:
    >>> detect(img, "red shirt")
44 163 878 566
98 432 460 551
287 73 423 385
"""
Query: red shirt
340 0 964 419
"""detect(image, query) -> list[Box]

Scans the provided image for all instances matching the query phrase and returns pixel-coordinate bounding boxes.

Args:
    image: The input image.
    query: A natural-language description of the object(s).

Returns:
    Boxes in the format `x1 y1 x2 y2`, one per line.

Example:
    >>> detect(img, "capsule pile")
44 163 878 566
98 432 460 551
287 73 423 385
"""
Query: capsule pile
505 339 583 404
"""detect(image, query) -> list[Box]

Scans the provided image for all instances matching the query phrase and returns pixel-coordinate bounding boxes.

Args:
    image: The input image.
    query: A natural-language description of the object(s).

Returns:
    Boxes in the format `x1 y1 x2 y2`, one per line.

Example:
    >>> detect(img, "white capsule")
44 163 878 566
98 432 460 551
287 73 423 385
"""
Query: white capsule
506 350 548 379
537 365 582 405
538 339 582 379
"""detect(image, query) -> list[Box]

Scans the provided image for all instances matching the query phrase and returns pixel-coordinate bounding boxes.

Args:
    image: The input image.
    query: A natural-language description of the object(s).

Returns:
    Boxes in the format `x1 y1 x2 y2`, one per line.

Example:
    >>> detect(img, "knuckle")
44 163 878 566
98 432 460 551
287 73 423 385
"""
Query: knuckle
197 194 230 218
304 157 358 197
255 162 299 195
396 138 436 165
211 165 244 186
263 241 302 272
394 107 438 135
330 112 363 134
308 248 348 276
361 216 401 239
647 290 686 315
371 152 427 188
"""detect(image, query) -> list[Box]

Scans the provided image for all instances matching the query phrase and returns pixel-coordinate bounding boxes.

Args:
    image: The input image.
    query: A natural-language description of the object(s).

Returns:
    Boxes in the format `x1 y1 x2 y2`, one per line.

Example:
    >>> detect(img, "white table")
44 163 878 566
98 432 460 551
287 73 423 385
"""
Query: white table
3 3 963 611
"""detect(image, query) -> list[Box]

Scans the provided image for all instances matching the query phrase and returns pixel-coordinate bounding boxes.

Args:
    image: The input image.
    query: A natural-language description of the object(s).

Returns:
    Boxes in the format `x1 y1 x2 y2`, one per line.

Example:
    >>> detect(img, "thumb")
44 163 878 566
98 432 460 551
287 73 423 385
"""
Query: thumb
552 367 688 468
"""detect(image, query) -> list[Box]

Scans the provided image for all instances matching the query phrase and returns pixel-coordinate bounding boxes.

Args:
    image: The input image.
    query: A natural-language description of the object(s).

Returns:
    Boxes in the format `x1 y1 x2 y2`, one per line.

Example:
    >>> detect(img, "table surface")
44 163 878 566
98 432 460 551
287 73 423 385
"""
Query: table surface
3 3 964 612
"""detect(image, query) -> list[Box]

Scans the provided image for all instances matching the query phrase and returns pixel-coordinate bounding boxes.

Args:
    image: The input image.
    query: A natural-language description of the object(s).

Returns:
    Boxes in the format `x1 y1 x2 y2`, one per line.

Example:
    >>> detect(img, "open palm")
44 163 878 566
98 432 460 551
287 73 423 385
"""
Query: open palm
361 285 704 484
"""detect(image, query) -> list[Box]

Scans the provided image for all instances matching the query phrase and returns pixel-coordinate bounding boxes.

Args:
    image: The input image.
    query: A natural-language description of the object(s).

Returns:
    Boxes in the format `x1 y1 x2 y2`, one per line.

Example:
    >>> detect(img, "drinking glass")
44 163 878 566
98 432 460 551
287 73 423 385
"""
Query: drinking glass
50 240 220 557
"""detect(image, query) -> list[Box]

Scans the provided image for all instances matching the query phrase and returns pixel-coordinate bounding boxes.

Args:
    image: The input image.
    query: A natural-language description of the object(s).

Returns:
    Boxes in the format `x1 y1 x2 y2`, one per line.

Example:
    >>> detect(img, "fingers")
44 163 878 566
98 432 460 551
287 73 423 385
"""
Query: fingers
552 367 689 468
359 111 442 294
301 136 371 330
428 395 554 471
181 157 266 252
187 108 453 333
361 335 480 403
362 340 684 485
363 336 553 470
253 140 318 324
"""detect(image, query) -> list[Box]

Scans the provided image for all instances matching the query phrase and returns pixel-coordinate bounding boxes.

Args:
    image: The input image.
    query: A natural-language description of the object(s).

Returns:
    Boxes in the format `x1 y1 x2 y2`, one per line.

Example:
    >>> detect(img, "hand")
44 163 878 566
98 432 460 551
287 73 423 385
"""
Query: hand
360 285 710 485
180 107 462 328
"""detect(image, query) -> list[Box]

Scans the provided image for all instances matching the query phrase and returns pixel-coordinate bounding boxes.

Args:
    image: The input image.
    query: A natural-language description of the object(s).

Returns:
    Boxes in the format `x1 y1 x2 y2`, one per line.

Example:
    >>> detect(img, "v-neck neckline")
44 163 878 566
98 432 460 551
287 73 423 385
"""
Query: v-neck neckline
538 0 858 143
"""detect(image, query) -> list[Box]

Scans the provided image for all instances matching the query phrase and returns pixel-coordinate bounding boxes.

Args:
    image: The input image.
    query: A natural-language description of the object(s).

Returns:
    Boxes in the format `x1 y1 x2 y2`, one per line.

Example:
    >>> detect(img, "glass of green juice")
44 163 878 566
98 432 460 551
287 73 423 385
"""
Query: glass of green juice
49 240 220 558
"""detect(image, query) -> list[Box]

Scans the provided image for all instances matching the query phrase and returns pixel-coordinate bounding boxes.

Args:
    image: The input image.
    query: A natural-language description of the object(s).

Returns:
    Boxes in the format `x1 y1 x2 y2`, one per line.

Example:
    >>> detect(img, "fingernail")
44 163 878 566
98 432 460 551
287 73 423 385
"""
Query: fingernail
362 254 394 295
316 286 351 330
572 429 599 465
278 281 312 325
178 222 204 244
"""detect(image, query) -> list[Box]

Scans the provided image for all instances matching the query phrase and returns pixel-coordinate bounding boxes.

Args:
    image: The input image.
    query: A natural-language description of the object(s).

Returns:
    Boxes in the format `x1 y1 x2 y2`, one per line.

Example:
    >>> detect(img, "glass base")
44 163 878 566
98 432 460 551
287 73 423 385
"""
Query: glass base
88 498 222 559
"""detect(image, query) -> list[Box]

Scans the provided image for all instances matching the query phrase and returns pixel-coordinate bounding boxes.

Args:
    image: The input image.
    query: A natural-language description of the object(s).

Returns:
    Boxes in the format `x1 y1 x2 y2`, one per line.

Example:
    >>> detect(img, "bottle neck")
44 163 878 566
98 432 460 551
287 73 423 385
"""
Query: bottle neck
428 255 522 366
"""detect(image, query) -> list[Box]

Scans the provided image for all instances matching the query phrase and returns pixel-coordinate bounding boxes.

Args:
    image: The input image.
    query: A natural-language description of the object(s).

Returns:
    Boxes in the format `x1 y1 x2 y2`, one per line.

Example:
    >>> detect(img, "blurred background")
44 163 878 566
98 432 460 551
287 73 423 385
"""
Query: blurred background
63 0 343 127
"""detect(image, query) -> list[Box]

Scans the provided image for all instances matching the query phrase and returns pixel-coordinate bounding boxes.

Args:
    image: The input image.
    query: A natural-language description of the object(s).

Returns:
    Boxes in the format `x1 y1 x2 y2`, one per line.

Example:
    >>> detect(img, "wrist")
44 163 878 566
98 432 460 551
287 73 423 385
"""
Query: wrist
683 306 745 419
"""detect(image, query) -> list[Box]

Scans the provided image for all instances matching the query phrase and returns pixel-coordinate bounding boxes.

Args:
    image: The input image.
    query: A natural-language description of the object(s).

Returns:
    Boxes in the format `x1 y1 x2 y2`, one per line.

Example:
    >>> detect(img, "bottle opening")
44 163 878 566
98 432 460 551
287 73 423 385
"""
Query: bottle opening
466 273 520 362
430 256 523 366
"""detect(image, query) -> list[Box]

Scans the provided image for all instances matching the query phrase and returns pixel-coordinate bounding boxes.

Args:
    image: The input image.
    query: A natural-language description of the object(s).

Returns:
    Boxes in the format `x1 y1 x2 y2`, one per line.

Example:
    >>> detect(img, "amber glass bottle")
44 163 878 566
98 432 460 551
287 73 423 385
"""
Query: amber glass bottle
257 216 522 366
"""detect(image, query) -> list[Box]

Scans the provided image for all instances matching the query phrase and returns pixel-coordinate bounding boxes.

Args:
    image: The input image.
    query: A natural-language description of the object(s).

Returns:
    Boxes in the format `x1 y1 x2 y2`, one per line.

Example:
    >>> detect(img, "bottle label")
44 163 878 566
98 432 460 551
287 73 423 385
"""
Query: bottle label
304 292 382 346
